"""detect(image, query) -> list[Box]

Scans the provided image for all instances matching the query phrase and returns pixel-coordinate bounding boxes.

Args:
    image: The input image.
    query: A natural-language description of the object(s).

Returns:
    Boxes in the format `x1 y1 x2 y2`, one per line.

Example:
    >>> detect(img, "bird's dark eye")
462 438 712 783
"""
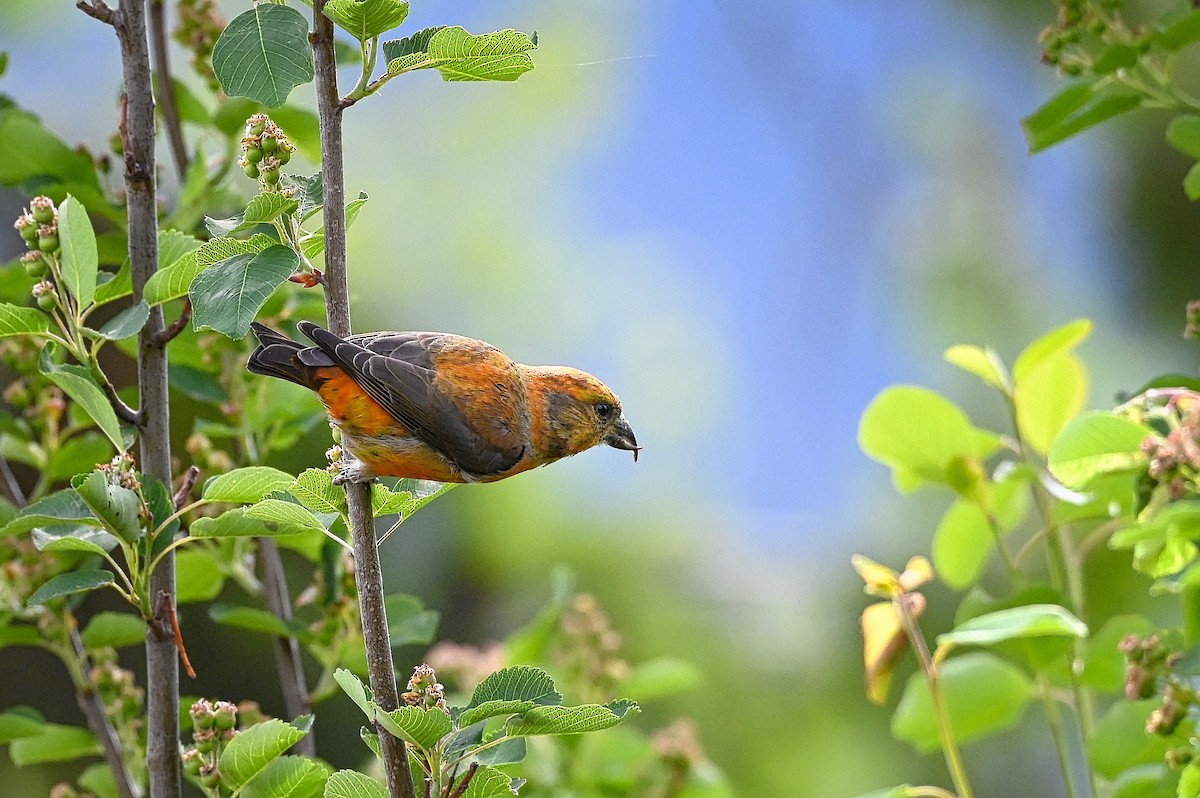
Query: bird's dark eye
595 402 613 420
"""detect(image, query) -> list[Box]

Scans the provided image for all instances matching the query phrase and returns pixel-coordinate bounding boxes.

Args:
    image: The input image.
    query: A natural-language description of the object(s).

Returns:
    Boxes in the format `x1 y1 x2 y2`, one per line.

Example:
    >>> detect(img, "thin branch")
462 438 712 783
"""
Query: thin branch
447 763 479 798
99 373 145 427
70 625 142 798
157 589 196 679
312 2 415 796
148 0 189 180
155 297 192 345
258 538 316 756
76 0 121 27
0 455 26 506
172 465 200 510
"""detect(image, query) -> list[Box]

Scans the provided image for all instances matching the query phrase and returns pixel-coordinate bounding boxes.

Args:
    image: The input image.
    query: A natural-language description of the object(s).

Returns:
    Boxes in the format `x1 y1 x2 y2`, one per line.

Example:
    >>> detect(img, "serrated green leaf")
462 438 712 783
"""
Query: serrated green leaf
26 570 116 607
246 499 327 533
207 192 300 237
190 245 298 339
40 357 125 451
1047 412 1153 488
241 755 329 798
0 488 99 538
74 470 142 544
376 705 452 749
213 5 315 108
324 0 409 42
197 234 277 267
35 531 114 556
460 765 515 798
384 26 536 82
203 466 295 503
0 303 52 338
93 300 149 340
324 770 387 798
80 611 145 649
891 652 1034 752
145 252 201 305
460 666 561 728
288 468 346 516
58 195 98 309
218 717 309 787
936 604 1087 650
507 699 640 736
191 506 311 538
9 723 99 765
334 668 372 719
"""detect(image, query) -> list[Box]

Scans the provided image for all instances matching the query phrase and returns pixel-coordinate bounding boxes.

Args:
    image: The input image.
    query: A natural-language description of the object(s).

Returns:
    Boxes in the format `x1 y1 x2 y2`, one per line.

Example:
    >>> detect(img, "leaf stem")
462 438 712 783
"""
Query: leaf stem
1038 674 1080 798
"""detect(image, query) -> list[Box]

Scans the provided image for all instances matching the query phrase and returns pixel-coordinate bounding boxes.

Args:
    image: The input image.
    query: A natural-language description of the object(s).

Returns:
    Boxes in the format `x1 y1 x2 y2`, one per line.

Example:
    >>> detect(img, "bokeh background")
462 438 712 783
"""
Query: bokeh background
3 1 1200 796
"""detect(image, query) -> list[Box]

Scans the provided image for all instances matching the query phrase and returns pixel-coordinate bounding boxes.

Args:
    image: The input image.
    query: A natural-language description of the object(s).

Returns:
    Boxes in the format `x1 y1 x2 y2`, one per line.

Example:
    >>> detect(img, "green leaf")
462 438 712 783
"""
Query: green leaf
1186 162 1200 201
80 611 145 649
9 723 100 765
288 468 347 516
1182 762 1200 798
299 193 368 259
1023 81 1141 153
858 386 998 492
93 300 149 340
1168 115 1200 158
1047 412 1153 488
40 357 125 451
0 488 99 537
1158 11 1200 51
384 594 439 647
0 303 52 338
376 478 455 518
197 233 278 267
34 527 118 556
324 770 387 798
246 499 327 533
190 245 299 339
507 699 640 736
943 344 1008 391
323 0 409 42
384 26 537 82
1082 615 1154 691
1108 765 1174 798
1014 352 1088 454
0 108 103 194
203 466 295 503
27 570 116 607
0 711 45 744
209 604 299 638
460 765 516 798
45 433 113 482
1090 700 1187 779
144 230 203 304
891 652 1034 752
219 717 310 787
58 195 99 309
176 548 227 604
213 5 315 108
241 755 329 798
74 470 142 544
1013 318 1092 381
936 604 1087 649
1094 43 1138 74
206 192 300 237
334 669 372 719
375 706 452 749
619 657 702 701
460 666 562 728
93 261 132 305
932 500 994 590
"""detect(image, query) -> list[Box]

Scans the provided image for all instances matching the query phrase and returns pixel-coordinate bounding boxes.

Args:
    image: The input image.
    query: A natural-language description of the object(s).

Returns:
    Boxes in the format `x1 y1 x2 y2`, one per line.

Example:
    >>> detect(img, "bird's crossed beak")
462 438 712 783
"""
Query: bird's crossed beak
603 414 641 462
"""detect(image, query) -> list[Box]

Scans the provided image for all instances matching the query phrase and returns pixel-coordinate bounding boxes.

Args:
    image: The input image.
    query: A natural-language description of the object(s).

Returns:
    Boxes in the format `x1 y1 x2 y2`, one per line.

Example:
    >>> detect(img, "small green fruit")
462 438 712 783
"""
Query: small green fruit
244 146 264 164
24 257 48 278
19 223 38 244
38 234 59 253
37 291 57 311
31 205 55 225
261 166 280 185
260 133 278 154
243 162 260 179
277 147 292 165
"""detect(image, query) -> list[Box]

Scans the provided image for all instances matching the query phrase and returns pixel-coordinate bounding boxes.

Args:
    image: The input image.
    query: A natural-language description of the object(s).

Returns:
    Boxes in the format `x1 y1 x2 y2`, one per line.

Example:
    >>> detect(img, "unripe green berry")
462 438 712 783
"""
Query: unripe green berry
243 162 260 179
276 147 291 165
248 121 266 137
200 766 222 788
31 201 55 225
19 223 38 244
213 703 236 732
37 291 57 311
244 146 264 164
260 133 278 154
182 749 204 777
24 258 47 278
261 166 280 185
38 234 59 253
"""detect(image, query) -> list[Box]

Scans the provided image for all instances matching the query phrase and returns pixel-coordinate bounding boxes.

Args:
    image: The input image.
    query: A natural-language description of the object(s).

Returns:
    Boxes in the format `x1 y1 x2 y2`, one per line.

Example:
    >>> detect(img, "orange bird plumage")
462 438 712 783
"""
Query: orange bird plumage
247 321 639 484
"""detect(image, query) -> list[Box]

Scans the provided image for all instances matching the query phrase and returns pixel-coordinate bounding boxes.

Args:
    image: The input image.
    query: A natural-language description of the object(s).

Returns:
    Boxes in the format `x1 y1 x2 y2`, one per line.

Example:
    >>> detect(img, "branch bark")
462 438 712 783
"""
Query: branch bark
80 0 180 795
71 626 142 798
258 538 316 756
148 0 189 180
311 4 415 797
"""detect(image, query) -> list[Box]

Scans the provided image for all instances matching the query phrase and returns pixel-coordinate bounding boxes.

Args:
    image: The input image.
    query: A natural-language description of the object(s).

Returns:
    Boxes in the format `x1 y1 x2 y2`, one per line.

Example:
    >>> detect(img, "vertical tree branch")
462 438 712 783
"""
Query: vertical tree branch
311 4 415 797
70 626 142 798
148 0 188 180
258 538 316 756
87 0 181 795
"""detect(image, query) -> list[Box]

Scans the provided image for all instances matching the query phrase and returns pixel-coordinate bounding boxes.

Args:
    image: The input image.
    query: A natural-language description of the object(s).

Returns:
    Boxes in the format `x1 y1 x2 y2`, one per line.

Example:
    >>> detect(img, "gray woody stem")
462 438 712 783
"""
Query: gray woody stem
258 538 316 756
310 3 417 797
78 0 181 795
71 626 142 798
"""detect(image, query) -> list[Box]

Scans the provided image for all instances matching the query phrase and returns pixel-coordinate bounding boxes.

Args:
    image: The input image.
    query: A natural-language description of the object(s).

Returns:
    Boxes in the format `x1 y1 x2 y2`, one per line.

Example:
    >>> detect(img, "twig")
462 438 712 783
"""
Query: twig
99 374 145 427
79 0 181 792
447 763 479 798
155 298 192 345
148 0 189 180
311 3 415 797
0 455 26 506
157 590 196 679
258 538 316 756
172 465 200 510
70 625 142 798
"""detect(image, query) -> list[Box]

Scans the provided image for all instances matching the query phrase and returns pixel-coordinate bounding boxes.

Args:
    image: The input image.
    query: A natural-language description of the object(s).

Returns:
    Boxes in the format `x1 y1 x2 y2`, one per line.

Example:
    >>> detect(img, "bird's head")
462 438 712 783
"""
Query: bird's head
528 367 640 462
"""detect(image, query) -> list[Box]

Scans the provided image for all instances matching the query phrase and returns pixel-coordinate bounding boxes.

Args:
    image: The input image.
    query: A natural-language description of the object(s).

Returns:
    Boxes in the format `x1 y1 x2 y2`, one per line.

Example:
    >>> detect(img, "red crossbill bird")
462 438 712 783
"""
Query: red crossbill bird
247 321 639 484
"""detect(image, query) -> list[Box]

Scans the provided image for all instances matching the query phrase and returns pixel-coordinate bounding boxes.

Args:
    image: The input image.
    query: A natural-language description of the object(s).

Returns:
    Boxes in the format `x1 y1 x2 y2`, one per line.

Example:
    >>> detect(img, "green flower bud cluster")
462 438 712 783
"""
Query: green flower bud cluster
13 196 61 309
1038 0 1146 77
402 664 449 712
184 698 241 789
99 451 142 492
239 114 295 189
173 0 225 93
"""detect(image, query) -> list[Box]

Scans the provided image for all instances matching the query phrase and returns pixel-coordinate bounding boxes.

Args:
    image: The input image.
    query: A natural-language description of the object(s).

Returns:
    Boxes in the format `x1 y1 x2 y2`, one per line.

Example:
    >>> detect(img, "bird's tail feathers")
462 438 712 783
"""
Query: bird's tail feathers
247 322 319 389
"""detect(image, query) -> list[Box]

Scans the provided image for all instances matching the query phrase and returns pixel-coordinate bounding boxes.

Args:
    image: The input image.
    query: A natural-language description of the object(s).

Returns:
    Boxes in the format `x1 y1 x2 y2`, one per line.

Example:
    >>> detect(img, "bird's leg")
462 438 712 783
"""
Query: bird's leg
332 456 376 485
